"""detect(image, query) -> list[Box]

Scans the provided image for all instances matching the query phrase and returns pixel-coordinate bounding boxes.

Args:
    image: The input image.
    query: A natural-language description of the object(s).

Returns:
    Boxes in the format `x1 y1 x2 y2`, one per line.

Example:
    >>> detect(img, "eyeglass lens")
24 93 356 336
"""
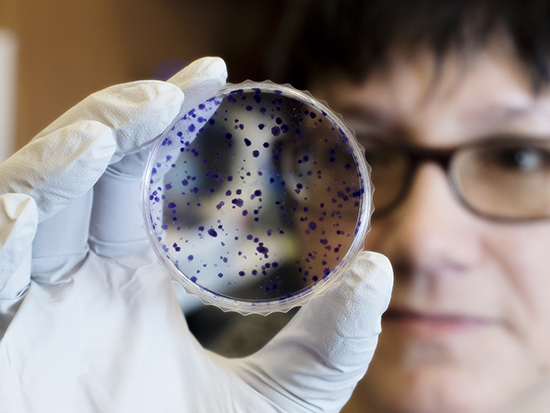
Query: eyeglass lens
363 138 550 220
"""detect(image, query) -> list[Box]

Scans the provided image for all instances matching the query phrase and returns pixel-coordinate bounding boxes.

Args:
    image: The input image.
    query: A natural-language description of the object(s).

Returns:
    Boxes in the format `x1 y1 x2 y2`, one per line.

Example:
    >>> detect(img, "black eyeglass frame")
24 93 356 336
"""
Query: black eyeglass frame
368 136 550 222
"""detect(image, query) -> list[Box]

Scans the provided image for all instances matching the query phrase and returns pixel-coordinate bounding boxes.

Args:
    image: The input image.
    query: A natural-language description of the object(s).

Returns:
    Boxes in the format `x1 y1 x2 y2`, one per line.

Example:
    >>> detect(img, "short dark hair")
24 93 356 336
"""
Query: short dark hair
268 0 550 91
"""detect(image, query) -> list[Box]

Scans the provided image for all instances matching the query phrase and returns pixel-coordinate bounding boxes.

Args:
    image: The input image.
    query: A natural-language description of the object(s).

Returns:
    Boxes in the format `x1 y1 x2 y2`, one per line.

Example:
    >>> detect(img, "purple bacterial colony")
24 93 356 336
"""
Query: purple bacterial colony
146 84 367 303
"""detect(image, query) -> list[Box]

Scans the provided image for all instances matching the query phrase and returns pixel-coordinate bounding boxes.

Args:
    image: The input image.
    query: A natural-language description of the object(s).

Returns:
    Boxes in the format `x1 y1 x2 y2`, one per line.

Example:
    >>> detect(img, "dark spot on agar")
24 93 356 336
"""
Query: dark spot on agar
271 126 281 137
232 198 244 207
256 243 269 256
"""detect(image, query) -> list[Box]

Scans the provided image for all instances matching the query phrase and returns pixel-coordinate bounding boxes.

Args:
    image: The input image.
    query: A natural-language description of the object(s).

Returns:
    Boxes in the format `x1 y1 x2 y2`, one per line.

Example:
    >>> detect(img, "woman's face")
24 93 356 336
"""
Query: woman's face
310 43 550 413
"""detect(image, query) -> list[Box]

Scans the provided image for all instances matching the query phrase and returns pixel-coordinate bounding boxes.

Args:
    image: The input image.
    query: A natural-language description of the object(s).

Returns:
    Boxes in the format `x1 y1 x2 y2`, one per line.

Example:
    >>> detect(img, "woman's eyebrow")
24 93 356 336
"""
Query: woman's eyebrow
458 103 531 128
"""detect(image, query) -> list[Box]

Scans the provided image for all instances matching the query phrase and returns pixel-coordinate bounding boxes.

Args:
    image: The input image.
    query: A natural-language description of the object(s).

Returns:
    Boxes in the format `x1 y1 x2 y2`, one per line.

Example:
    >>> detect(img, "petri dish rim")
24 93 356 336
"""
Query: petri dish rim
141 80 373 315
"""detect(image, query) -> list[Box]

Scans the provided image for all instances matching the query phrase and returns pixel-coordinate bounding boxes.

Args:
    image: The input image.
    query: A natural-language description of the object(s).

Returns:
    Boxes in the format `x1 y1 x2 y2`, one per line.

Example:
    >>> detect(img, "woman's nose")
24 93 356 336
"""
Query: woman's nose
366 163 482 277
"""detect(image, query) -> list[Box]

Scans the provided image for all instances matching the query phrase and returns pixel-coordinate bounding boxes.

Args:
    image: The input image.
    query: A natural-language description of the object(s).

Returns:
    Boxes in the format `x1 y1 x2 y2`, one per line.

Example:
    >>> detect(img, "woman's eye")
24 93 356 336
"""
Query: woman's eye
489 146 550 172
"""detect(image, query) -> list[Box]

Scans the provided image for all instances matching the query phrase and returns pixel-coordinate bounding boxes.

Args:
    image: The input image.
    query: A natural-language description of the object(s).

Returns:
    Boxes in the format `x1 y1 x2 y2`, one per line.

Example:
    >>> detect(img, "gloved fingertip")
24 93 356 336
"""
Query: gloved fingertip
355 251 393 296
168 57 228 90
360 250 393 273
343 250 394 314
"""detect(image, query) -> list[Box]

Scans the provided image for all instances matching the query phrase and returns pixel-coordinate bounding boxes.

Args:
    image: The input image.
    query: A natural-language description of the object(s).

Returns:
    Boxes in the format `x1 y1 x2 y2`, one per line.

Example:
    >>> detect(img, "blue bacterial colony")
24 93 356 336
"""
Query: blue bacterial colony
145 85 367 303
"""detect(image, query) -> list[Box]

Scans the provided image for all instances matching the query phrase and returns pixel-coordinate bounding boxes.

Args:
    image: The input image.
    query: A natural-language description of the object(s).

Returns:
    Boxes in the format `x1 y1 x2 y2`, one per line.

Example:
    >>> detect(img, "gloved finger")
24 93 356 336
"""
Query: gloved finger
0 122 116 223
31 190 93 278
88 152 152 258
229 251 393 412
0 79 184 223
0 194 37 336
166 56 227 112
0 194 38 293
88 57 227 257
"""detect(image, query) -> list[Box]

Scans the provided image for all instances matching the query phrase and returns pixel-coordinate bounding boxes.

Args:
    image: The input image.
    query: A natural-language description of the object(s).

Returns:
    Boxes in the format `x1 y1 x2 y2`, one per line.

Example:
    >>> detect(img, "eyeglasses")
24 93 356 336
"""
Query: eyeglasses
362 136 550 221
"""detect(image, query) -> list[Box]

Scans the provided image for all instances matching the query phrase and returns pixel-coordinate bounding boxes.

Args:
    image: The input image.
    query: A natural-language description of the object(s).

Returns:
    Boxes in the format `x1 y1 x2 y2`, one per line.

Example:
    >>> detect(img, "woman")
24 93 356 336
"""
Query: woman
271 0 550 411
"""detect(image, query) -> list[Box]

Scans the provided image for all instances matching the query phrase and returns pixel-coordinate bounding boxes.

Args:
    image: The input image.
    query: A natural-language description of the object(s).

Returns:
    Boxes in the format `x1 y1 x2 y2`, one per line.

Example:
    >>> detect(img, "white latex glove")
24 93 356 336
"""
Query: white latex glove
0 57 393 413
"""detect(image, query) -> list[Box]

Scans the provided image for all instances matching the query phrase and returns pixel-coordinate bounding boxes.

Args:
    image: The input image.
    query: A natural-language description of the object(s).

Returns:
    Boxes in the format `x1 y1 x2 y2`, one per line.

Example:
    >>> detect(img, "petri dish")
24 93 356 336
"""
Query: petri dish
142 81 373 315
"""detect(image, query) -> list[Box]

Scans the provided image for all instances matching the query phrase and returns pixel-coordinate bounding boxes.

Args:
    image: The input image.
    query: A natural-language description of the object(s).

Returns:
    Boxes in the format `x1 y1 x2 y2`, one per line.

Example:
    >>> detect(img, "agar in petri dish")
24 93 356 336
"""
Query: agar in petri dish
142 81 373 315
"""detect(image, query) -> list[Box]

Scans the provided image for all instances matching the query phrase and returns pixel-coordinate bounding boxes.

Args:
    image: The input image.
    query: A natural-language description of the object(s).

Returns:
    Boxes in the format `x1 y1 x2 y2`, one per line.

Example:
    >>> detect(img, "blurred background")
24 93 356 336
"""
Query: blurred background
0 0 290 159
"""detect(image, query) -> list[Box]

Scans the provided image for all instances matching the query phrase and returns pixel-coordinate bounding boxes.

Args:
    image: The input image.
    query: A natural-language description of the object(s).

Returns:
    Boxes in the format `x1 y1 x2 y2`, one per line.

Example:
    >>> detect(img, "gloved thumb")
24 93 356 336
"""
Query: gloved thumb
230 251 393 412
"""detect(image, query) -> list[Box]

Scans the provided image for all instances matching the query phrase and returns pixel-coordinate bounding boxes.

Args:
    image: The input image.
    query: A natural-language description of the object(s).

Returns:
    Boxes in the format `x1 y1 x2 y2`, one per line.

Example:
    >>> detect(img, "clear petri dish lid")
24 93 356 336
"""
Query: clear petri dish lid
142 80 373 315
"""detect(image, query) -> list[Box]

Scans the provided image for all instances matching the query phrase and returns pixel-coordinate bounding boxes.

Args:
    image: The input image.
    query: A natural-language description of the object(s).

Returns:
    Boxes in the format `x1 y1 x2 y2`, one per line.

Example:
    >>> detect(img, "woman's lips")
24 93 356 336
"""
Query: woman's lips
382 309 495 338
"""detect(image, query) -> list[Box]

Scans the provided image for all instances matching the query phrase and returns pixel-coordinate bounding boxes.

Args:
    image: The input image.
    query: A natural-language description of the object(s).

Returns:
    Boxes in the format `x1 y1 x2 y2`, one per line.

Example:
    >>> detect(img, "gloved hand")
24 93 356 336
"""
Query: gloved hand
0 57 393 413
